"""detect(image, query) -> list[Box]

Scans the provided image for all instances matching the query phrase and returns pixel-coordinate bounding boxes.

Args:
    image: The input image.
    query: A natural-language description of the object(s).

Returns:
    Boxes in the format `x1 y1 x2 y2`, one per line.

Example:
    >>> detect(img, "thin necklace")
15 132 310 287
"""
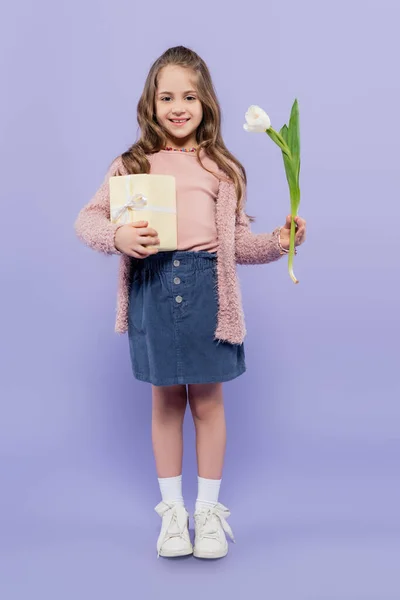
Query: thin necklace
164 146 197 153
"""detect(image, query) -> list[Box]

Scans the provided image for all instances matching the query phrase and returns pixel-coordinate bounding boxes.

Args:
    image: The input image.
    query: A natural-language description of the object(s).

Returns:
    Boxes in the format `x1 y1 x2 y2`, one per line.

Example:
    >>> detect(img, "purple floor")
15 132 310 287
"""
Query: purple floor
1 430 398 600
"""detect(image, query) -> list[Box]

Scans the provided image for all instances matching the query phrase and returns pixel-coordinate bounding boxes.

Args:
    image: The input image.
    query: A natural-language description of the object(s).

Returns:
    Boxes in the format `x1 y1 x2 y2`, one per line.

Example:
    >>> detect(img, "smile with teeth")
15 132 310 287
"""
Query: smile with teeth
170 118 190 125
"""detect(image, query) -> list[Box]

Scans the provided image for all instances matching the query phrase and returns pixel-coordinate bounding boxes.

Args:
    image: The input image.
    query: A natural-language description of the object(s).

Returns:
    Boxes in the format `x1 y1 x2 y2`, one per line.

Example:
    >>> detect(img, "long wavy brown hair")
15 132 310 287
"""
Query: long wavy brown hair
113 45 251 217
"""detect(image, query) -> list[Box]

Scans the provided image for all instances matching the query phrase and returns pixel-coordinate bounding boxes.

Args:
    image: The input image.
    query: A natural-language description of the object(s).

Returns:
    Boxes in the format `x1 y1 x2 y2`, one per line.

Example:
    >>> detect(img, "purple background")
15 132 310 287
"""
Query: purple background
1 0 399 597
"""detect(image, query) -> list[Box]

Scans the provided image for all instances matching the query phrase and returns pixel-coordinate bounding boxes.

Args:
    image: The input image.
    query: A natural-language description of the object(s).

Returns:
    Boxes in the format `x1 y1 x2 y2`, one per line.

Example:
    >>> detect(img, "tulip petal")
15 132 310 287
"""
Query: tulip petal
245 105 271 130
244 123 265 133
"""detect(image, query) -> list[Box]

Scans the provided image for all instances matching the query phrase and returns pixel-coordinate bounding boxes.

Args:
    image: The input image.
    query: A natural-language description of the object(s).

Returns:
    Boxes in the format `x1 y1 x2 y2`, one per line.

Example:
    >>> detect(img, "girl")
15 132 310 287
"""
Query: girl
74 45 307 560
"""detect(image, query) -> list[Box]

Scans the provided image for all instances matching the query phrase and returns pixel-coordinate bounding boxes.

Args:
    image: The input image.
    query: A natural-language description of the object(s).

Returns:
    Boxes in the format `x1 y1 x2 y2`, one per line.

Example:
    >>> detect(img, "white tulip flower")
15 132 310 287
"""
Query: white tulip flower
242 99 302 284
243 105 271 133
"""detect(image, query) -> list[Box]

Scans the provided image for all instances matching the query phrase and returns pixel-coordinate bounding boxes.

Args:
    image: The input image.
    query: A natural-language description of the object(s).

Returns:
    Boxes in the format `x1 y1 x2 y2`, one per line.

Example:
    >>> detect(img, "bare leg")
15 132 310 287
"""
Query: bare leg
188 383 226 479
151 384 188 478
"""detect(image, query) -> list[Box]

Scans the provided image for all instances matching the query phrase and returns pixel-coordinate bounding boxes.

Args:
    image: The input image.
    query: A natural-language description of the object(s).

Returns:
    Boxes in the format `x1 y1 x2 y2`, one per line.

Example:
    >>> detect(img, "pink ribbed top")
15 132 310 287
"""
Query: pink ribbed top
147 149 220 253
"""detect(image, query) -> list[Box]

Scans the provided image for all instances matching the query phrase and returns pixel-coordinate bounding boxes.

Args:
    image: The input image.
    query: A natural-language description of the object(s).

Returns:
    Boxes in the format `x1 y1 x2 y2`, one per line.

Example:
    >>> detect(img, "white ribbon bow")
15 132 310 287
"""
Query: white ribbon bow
111 193 148 224
111 177 177 225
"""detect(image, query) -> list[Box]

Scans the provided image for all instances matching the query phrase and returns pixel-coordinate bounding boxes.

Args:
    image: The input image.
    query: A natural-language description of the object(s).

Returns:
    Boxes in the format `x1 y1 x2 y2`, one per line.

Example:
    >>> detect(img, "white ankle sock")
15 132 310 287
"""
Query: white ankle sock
195 476 221 511
158 474 184 506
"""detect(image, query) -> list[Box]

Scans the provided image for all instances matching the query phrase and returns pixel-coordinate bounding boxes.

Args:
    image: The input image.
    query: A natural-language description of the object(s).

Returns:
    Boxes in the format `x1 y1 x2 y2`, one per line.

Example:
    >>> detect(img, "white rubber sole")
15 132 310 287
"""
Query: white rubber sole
159 546 193 558
193 545 228 559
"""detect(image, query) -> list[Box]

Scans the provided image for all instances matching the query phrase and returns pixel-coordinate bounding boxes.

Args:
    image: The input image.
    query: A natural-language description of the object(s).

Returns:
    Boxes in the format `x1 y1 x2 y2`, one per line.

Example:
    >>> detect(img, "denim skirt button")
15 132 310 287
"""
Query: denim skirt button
173 260 180 267
128 250 246 386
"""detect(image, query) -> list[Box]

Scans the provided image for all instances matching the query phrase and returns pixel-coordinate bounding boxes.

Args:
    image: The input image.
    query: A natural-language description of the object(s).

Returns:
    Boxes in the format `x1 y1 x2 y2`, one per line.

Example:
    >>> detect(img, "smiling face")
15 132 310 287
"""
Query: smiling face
155 65 203 148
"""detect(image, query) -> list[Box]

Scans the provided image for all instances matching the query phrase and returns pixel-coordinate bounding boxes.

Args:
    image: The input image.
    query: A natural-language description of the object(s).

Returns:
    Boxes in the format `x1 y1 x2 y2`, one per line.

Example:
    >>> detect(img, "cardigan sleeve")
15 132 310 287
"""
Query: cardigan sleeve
74 156 125 255
220 160 285 265
234 207 285 265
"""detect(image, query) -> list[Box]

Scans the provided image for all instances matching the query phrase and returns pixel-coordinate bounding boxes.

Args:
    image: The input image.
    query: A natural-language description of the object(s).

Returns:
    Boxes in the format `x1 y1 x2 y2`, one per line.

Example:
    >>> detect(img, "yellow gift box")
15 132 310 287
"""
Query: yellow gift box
109 174 177 251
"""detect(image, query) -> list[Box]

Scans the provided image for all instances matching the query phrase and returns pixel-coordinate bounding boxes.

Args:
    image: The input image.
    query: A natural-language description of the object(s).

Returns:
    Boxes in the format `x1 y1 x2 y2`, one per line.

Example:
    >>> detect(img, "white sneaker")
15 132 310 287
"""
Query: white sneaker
154 501 193 558
193 502 235 559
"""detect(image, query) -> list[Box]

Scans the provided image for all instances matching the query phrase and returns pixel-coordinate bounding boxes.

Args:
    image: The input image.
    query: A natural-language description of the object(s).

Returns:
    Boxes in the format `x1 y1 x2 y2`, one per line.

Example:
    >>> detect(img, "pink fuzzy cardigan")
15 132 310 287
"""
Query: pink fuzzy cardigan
74 155 285 344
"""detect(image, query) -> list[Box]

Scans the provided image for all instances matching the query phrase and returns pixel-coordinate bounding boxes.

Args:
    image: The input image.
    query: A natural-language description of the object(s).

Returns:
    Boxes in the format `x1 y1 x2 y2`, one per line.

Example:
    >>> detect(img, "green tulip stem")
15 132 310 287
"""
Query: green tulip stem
266 128 292 158
287 186 300 283
264 105 301 284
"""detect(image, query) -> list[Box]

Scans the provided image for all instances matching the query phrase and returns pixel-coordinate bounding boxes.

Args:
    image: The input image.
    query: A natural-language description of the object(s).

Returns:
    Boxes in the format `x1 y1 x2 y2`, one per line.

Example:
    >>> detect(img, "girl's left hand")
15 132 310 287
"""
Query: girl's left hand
280 215 307 250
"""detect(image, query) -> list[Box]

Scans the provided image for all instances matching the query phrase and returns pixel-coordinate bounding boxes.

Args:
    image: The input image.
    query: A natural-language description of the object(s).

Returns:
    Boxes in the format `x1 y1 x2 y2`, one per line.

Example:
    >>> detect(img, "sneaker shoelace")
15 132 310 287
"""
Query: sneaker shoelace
194 502 235 543
154 501 189 558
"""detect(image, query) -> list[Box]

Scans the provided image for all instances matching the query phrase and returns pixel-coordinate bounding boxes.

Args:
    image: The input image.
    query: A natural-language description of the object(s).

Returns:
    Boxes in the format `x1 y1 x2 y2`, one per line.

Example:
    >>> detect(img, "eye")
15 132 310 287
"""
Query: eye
186 96 197 101
160 96 171 102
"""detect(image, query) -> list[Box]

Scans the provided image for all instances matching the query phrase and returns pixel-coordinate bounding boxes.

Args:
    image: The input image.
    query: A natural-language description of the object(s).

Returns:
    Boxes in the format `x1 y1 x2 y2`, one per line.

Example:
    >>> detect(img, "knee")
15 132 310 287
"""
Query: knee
188 385 223 422
152 385 187 419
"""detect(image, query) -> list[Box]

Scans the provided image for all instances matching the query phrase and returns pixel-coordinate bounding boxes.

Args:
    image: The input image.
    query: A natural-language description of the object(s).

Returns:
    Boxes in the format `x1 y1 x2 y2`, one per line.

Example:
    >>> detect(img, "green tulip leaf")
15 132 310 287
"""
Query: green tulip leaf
288 99 300 183
280 124 289 145
279 124 296 190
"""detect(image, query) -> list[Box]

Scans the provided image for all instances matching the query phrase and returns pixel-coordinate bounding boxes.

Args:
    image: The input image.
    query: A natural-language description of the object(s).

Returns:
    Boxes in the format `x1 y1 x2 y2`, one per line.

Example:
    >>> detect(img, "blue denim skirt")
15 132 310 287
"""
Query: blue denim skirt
127 250 246 386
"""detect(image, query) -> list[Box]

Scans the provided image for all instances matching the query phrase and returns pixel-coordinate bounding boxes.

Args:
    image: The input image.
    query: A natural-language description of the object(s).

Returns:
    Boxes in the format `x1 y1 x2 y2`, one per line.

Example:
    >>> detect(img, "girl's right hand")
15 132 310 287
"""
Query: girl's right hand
114 221 160 258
